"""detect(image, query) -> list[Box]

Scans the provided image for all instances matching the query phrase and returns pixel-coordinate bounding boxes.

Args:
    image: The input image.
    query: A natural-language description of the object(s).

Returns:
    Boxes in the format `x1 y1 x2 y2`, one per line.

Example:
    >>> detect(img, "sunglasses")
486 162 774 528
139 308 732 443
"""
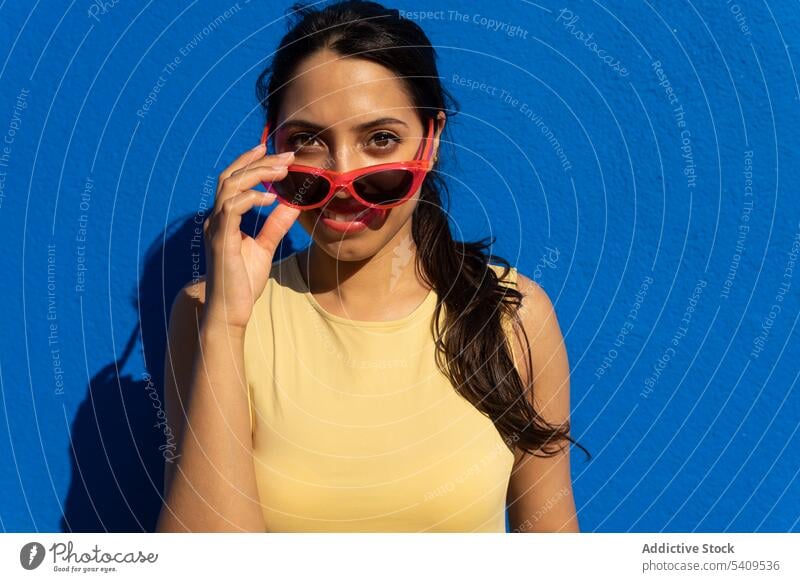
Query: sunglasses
259 117 436 210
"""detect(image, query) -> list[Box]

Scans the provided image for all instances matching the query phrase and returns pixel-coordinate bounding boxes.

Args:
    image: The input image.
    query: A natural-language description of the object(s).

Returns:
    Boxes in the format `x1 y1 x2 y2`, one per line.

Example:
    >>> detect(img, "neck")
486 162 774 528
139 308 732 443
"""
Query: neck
297 229 429 318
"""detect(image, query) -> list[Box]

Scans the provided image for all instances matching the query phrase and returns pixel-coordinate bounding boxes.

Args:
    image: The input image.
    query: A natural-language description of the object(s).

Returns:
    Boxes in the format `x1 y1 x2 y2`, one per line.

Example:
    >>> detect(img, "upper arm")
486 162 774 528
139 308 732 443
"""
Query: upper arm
505 272 579 532
161 278 206 495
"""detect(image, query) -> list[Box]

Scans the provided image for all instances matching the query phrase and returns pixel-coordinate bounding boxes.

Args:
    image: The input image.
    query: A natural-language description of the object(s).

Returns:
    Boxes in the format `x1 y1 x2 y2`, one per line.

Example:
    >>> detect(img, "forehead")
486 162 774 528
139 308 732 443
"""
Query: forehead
279 49 416 128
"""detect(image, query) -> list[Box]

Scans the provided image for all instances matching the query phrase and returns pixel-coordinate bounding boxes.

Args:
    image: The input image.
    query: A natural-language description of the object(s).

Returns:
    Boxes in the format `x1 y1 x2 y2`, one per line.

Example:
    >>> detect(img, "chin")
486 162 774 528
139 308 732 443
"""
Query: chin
303 230 389 263
301 238 382 264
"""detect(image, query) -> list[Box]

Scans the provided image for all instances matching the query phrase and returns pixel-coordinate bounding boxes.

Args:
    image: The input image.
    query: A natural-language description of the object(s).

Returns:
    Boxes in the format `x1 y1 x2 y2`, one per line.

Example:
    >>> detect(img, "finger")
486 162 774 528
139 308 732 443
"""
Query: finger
218 144 268 187
254 203 301 255
227 163 290 185
210 191 279 246
229 152 295 178
205 188 274 239
213 165 289 212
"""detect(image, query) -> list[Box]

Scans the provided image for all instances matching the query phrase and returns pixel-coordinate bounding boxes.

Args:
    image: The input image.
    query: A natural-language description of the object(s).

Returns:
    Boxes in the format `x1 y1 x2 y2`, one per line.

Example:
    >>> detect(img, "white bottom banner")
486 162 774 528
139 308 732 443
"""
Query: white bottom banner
1 533 797 581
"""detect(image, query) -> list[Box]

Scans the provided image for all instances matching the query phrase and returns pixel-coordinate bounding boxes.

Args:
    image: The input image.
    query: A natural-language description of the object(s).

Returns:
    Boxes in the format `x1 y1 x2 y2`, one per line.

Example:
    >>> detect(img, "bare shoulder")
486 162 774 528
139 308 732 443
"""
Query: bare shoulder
165 275 208 371
165 276 210 354
513 271 557 332
175 275 207 310
506 270 569 406
491 264 555 328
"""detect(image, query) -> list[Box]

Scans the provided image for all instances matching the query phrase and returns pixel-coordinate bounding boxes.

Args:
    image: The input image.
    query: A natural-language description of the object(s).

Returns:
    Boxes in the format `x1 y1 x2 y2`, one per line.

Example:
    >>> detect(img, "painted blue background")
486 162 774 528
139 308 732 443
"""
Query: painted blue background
1 0 798 532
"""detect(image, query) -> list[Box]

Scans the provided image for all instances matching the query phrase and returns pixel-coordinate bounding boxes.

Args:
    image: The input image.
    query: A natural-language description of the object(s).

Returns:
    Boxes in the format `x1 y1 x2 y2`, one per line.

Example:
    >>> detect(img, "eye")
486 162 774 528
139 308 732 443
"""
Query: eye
287 132 323 150
368 131 401 150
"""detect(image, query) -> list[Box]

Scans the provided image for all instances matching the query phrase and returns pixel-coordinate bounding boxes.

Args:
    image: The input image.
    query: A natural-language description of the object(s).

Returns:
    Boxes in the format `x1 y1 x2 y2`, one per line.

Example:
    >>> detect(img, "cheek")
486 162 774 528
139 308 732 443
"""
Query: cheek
385 201 416 226
371 197 417 233
296 209 321 234
392 190 423 223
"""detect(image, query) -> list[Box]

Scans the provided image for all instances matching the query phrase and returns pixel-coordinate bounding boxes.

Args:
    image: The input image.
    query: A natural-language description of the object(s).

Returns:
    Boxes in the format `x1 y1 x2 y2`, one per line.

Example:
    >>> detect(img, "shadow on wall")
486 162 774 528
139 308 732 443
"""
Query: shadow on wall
59 210 297 532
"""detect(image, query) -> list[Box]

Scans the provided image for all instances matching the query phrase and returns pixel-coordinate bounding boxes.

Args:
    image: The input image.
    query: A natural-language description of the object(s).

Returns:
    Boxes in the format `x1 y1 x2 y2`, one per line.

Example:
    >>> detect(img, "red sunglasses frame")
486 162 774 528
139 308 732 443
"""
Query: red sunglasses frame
259 117 436 210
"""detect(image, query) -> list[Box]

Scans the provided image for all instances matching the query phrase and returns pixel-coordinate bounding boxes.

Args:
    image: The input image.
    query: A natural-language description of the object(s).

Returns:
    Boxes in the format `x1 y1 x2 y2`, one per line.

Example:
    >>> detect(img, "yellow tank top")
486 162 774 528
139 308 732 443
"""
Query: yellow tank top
242 251 518 532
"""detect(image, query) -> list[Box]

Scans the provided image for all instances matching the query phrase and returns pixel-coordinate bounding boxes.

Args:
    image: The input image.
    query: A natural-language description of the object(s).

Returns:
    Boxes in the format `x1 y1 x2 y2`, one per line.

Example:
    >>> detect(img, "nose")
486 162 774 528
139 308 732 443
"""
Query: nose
326 147 359 200
327 139 367 174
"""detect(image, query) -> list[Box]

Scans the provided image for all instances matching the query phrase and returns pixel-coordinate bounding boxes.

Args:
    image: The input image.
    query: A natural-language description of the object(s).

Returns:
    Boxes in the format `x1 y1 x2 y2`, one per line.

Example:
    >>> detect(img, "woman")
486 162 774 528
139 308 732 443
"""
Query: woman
156 0 588 533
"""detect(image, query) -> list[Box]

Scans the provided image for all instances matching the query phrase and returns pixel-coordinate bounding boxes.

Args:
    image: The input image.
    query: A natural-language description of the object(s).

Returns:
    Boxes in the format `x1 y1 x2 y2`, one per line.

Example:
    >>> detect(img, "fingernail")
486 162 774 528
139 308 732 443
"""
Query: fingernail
276 151 294 159
251 143 266 151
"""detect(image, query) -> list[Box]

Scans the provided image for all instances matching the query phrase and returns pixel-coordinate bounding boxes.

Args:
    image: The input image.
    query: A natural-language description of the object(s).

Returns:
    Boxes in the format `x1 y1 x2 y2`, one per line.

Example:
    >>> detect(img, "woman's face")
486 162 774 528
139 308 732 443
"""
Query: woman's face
274 48 444 262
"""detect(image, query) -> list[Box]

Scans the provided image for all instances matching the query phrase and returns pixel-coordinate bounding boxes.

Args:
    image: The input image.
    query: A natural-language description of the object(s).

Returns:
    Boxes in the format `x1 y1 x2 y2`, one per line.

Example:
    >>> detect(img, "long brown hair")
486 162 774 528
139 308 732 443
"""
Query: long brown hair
256 0 590 460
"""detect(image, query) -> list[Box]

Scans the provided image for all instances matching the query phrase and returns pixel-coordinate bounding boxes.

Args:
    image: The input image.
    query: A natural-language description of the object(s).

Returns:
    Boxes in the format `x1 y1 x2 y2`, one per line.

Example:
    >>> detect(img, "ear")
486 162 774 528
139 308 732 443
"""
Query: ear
432 111 446 161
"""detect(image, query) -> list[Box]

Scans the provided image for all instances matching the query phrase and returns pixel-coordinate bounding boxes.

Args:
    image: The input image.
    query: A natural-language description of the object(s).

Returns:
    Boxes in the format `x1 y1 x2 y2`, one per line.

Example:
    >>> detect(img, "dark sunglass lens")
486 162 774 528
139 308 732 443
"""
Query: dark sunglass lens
353 170 415 206
271 172 330 207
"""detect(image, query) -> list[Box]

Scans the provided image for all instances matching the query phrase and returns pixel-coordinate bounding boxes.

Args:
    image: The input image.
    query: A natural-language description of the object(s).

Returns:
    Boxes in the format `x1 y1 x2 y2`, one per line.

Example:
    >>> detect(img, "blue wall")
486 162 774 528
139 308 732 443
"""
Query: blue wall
1 0 798 532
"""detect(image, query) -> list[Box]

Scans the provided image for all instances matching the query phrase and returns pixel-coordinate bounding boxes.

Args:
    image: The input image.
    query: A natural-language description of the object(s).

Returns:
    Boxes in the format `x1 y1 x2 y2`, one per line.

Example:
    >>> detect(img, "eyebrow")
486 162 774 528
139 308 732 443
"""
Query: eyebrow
280 117 410 133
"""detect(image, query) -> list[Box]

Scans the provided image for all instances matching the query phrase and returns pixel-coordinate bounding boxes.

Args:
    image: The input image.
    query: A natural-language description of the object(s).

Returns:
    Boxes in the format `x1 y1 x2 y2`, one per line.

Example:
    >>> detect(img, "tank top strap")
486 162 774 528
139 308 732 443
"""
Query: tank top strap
489 263 520 368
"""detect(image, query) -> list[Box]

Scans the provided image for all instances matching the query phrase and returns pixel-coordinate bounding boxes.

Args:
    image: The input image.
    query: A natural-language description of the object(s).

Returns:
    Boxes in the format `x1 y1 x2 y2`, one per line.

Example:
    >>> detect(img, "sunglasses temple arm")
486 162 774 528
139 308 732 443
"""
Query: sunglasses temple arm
417 117 436 162
260 123 271 153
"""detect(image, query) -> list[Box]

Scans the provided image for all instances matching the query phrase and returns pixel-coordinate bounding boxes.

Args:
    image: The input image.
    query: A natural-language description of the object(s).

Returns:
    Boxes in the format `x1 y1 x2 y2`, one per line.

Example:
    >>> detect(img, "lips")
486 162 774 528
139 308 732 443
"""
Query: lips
318 199 376 222
313 204 388 233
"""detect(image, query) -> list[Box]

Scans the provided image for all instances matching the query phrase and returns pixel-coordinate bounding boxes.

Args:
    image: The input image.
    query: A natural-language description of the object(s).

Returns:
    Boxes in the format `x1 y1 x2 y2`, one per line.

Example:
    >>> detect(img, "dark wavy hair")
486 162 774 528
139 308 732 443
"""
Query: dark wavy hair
255 0 589 460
